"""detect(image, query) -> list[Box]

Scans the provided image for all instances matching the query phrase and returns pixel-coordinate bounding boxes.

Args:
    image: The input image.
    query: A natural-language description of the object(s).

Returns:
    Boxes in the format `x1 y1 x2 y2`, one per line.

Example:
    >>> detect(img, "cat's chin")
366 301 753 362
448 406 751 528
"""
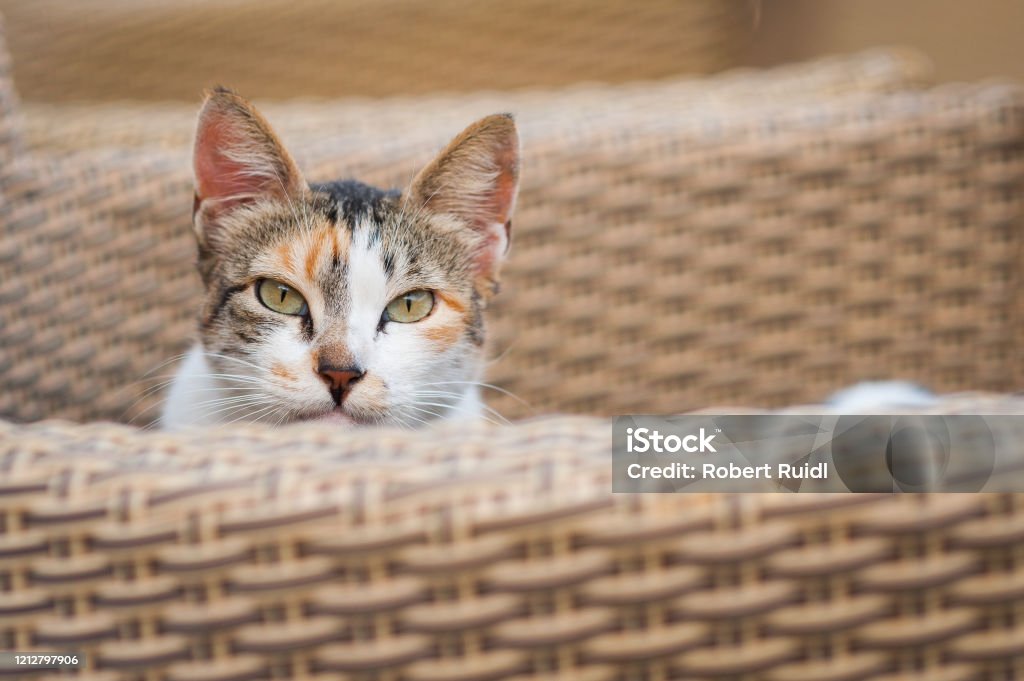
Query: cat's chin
299 407 368 427
316 411 357 425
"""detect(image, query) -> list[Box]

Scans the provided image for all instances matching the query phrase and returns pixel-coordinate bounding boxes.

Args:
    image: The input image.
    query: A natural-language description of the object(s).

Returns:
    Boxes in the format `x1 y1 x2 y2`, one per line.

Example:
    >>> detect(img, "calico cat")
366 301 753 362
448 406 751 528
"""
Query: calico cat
161 88 519 428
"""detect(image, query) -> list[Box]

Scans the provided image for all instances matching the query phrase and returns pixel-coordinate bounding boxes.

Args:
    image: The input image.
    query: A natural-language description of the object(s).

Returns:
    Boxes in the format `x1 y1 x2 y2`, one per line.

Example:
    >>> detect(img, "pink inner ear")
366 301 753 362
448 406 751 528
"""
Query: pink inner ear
488 142 519 224
473 145 518 276
194 117 263 210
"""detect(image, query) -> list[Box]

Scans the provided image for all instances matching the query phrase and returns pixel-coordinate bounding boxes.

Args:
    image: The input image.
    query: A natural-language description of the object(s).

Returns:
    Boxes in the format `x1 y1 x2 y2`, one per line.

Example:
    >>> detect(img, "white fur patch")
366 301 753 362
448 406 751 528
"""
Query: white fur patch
345 221 391 361
827 381 937 412
161 345 221 428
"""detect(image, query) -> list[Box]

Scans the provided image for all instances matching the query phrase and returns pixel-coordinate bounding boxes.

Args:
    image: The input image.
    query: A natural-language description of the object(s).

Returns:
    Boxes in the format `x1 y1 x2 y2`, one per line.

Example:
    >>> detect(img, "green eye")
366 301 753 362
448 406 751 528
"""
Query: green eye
385 290 434 323
256 279 308 316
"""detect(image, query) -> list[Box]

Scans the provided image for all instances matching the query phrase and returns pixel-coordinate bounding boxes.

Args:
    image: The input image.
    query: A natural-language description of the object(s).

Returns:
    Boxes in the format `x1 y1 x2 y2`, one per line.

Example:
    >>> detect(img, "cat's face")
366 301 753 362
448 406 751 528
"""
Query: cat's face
189 88 518 426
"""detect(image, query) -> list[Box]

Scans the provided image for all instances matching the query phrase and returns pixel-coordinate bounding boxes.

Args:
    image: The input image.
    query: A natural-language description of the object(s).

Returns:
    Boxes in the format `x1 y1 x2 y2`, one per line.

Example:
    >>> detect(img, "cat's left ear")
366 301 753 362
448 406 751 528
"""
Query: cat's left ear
405 114 520 292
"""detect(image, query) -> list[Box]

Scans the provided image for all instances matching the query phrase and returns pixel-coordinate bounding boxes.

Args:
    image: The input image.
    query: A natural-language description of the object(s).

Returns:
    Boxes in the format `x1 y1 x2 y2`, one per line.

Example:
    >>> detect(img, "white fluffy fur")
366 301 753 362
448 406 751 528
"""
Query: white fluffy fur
826 381 937 412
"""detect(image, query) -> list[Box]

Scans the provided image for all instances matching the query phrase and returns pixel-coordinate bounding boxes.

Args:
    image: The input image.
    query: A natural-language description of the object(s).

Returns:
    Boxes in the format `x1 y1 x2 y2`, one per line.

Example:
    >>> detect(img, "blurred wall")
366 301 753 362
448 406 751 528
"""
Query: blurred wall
746 0 1024 82
0 0 750 102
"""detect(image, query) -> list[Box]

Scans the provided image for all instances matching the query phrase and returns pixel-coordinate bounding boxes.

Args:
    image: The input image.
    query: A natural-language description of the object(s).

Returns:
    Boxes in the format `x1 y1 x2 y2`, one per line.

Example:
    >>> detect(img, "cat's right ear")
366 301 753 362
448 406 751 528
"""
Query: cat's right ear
192 87 306 247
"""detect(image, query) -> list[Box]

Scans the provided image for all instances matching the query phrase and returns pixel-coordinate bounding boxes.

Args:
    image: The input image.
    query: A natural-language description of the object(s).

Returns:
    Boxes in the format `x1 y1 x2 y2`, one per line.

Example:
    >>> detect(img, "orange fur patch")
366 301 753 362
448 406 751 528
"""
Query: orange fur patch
270 363 296 381
304 233 323 280
436 291 468 315
276 242 294 272
424 318 465 347
300 227 347 282
333 225 351 263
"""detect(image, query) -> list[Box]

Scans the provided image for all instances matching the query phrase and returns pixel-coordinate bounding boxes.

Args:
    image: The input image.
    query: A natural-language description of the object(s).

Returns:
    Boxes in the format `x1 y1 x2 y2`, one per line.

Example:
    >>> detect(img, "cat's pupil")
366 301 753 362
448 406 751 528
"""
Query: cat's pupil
405 297 412 312
279 288 287 304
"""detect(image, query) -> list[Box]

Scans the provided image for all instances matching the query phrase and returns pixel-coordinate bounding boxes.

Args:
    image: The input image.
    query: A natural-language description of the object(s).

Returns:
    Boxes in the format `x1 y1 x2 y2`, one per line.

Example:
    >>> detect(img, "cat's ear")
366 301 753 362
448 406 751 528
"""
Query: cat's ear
192 87 306 245
405 114 520 291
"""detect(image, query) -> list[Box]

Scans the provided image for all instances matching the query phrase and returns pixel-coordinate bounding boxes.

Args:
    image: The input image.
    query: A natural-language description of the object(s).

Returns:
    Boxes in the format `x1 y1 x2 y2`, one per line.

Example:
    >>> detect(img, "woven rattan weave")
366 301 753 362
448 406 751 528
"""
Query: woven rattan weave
2 11 1024 681
2 396 1024 680
1 39 1021 424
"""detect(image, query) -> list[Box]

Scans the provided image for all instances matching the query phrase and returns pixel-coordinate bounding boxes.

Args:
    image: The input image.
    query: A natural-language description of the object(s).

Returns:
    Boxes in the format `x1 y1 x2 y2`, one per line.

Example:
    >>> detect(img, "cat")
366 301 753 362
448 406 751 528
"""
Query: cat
161 87 519 428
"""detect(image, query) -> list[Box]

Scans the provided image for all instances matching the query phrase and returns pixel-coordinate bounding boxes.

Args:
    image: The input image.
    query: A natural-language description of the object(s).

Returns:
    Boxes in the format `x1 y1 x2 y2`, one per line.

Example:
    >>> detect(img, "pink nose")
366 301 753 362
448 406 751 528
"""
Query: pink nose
317 365 364 405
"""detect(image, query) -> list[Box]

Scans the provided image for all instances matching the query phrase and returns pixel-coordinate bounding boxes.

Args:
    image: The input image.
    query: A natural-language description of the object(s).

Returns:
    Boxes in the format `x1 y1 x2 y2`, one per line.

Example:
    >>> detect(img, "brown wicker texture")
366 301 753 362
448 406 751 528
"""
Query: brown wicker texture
280 81 1024 418
0 0 751 103
6 87 1024 424
1 45 971 426
478 84 1024 418
2 395 1024 681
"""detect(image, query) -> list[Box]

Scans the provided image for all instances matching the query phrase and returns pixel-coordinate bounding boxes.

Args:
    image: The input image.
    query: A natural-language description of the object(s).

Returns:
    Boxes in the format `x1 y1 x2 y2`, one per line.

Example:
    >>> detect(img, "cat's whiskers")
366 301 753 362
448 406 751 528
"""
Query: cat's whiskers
200 353 298 396
256 402 294 426
190 393 267 408
394 408 435 428
200 351 271 375
136 352 194 381
251 402 289 426
222 401 281 426
405 394 506 427
128 353 282 426
419 380 530 409
196 399 270 421
137 378 262 405
128 385 263 425
117 352 200 419
271 404 297 427
382 409 414 431
415 378 524 421
137 392 268 431
429 396 510 426
124 375 247 425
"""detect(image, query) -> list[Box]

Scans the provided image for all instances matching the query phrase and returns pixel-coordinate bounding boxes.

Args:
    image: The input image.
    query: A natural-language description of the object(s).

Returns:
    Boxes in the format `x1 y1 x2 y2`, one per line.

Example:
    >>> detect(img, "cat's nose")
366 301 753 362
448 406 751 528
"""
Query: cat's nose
317 365 365 405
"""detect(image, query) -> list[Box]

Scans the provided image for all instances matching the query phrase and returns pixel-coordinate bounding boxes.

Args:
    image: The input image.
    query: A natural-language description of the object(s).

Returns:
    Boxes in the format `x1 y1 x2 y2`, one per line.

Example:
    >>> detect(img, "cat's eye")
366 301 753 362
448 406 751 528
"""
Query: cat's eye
384 290 434 323
256 279 308 316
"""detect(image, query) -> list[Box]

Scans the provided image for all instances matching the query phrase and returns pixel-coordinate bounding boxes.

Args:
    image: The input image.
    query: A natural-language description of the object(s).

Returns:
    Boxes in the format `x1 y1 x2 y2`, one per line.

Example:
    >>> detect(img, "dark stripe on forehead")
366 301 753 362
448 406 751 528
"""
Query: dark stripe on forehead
310 180 400 231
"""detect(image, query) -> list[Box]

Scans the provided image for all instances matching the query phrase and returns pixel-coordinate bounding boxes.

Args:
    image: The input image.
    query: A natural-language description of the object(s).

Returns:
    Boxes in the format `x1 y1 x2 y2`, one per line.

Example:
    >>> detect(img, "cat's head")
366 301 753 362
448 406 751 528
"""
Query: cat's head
190 88 519 426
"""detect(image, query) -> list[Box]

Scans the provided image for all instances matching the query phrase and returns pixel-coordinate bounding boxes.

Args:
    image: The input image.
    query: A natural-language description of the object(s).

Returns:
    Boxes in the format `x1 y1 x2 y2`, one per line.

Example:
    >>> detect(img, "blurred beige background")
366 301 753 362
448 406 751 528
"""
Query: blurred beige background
1 0 1022 104
746 0 1024 82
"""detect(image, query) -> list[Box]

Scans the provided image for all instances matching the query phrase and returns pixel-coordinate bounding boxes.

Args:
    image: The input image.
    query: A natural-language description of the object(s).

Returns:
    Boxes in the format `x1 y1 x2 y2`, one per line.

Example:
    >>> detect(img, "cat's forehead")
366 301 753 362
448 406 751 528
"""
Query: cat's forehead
312 179 400 227
236 180 474 311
